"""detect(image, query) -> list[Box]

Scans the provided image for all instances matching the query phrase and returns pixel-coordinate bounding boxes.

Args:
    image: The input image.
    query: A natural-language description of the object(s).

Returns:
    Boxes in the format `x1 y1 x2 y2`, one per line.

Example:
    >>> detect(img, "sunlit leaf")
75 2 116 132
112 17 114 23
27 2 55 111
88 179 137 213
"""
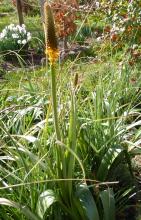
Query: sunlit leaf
37 190 57 218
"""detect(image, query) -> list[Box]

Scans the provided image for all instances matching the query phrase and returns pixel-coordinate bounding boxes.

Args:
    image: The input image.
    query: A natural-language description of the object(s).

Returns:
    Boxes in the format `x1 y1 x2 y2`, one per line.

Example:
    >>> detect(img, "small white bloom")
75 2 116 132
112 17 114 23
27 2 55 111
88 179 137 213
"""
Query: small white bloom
22 39 27 44
9 24 14 27
120 27 125 32
111 24 120 33
96 2 100 8
16 25 25 33
17 40 22 44
96 37 102 42
27 36 31 41
16 25 21 29
13 26 18 31
27 32 31 37
114 27 120 31
27 32 31 41
8 24 15 31
108 9 111 15
22 24 26 28
22 28 26 34
0 32 5 39
3 29 7 35
132 44 138 50
113 14 118 21
18 26 23 33
12 33 19 39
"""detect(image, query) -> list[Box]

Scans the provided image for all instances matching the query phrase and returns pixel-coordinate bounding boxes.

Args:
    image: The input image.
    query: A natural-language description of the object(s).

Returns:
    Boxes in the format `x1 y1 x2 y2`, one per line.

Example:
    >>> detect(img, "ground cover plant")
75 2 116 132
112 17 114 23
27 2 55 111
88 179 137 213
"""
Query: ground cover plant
0 0 141 219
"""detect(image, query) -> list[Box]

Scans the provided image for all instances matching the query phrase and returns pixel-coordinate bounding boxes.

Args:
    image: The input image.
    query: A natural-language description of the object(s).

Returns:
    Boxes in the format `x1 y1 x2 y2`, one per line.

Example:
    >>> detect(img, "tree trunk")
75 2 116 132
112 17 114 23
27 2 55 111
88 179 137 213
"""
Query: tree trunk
16 0 24 25
38 0 46 22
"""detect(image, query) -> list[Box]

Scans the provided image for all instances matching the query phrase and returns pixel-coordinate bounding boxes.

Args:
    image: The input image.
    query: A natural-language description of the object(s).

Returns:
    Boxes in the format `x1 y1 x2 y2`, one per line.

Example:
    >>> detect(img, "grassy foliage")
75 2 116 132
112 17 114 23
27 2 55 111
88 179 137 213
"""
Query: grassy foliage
0 59 141 219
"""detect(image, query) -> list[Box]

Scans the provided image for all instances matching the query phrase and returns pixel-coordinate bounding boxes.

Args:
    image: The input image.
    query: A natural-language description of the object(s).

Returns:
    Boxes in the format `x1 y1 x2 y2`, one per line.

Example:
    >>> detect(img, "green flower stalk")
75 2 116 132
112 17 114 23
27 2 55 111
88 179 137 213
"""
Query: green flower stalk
44 2 60 140
43 1 78 204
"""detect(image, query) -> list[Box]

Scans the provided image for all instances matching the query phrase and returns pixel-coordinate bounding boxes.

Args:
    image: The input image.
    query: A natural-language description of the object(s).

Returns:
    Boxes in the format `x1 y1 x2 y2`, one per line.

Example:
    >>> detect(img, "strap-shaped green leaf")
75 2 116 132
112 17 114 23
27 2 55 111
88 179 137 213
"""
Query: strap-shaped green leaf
76 184 100 220
0 198 41 220
100 188 115 220
97 146 123 181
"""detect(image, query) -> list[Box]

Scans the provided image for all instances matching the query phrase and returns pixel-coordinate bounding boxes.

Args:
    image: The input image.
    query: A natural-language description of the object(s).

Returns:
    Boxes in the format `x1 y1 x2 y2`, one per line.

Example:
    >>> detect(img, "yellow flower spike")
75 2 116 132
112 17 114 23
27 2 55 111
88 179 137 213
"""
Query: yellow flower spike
44 2 59 65
43 2 61 141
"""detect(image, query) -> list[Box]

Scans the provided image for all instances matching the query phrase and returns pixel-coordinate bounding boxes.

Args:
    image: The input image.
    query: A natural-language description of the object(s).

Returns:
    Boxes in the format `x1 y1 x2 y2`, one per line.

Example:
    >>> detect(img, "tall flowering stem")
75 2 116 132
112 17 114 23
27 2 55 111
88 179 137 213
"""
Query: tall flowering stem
43 2 79 206
44 2 60 140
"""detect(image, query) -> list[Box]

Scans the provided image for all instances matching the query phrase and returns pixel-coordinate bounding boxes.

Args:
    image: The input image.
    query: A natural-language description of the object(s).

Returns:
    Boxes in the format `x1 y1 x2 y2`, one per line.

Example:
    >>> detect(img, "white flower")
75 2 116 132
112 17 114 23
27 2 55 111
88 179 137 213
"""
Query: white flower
12 33 19 39
17 40 22 44
16 25 25 33
22 24 26 28
27 32 31 37
120 27 125 33
113 14 118 21
13 27 18 31
0 33 4 39
132 44 138 50
8 24 15 31
3 29 7 35
111 24 120 33
16 25 20 29
96 2 100 8
96 37 102 42
22 39 27 44
27 32 31 41
18 26 23 33
0 28 8 39
27 36 31 41
22 28 26 34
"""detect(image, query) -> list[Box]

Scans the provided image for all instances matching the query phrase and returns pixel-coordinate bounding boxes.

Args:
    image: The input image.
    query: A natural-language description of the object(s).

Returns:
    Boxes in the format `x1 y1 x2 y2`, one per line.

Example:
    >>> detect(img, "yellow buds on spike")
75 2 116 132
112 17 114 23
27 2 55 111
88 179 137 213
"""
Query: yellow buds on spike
44 2 59 65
